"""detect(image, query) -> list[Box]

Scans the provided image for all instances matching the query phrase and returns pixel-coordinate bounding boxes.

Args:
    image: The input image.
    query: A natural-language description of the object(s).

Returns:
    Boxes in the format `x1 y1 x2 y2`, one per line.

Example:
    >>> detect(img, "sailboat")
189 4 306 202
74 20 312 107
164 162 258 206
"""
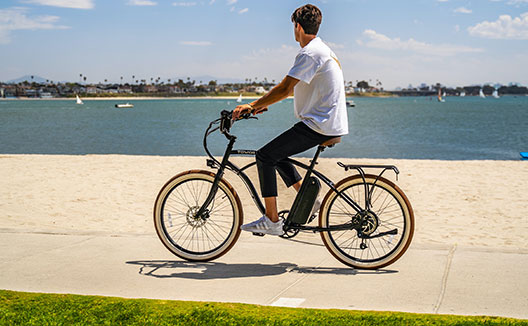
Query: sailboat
492 90 500 99
76 94 84 105
437 89 445 102
479 89 486 98
460 91 466 97
236 94 243 103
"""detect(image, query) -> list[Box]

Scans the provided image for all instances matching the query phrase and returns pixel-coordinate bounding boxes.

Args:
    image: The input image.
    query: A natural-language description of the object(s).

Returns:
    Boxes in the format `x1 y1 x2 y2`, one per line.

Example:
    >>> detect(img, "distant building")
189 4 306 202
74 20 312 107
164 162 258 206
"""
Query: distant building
86 86 98 94
39 92 53 98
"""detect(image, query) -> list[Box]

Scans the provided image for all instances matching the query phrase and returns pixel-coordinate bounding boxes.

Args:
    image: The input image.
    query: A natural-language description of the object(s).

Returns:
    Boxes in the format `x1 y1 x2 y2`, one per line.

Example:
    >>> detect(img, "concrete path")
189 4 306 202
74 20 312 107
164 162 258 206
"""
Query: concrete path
1 229 527 319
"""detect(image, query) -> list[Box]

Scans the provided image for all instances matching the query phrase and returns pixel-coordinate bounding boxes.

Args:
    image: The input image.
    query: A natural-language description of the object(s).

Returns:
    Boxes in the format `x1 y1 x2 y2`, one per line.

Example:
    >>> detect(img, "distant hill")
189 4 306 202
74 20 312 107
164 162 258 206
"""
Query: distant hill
6 75 49 84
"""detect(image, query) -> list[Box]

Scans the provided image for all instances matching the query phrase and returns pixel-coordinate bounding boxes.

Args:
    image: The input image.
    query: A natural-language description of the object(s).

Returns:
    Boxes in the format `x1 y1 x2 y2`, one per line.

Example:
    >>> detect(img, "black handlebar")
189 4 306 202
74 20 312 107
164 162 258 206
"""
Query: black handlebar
203 109 257 170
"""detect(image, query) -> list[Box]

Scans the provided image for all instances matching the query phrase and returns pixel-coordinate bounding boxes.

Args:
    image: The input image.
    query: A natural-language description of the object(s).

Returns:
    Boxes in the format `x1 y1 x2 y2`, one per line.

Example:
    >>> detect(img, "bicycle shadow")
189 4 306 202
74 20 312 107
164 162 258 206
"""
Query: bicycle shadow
126 260 397 280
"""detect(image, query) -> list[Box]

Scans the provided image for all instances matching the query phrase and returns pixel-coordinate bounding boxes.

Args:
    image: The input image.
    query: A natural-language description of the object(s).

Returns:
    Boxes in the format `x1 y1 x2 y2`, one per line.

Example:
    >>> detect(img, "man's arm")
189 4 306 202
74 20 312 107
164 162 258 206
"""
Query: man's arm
232 76 299 120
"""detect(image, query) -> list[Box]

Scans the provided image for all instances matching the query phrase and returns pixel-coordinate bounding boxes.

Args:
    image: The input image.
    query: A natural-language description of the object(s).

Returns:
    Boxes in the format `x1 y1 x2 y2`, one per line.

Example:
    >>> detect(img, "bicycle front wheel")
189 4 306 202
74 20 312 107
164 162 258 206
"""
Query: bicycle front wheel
153 170 243 261
319 174 414 269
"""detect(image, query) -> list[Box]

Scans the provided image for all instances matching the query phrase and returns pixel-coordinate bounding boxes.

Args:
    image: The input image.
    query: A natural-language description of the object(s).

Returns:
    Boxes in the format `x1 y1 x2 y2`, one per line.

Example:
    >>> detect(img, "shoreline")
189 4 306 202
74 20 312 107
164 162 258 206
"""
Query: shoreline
0 153 523 162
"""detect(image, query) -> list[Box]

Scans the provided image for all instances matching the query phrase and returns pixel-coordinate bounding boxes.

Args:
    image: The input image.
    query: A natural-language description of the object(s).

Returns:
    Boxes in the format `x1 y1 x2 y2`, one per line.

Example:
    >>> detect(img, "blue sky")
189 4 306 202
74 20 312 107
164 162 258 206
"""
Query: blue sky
1 0 527 89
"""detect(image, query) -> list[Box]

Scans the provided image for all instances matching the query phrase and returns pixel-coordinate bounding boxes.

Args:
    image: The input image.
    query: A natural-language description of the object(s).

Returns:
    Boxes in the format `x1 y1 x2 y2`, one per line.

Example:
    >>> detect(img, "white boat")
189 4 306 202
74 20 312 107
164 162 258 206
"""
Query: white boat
460 91 466 97
492 90 500 99
236 94 243 103
115 103 134 108
479 89 486 98
346 100 356 107
76 95 84 105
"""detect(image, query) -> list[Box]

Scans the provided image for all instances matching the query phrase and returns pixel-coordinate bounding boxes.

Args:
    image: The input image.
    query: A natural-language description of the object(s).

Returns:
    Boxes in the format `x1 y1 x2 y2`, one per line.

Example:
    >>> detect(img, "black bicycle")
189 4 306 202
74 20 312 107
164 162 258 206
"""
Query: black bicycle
154 110 414 269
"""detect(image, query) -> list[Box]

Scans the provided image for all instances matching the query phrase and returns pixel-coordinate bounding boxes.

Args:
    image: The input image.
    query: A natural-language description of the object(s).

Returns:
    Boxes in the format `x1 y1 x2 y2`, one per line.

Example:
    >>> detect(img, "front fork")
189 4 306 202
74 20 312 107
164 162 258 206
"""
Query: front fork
194 136 236 219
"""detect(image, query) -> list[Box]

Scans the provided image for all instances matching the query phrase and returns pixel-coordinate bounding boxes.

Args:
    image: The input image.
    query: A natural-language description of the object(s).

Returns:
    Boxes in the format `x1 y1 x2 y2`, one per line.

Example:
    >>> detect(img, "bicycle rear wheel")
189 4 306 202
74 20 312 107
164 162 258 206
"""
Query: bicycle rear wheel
154 170 243 261
319 174 414 269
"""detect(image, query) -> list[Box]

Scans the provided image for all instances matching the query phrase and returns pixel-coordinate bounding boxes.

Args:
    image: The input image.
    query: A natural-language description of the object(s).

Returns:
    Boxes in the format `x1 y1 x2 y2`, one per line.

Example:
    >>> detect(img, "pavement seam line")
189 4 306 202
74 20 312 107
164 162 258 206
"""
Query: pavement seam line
433 243 457 314
266 257 328 305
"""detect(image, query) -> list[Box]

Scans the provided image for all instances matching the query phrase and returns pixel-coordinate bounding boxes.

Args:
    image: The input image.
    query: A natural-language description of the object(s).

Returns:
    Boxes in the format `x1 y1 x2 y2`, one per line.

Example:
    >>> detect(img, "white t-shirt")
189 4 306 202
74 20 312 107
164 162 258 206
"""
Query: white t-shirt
287 37 348 136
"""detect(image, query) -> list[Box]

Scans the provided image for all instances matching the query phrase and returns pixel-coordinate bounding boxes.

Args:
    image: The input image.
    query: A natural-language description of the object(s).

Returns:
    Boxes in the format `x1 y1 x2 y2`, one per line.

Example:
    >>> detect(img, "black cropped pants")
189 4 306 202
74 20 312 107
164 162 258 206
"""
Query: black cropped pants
256 122 334 198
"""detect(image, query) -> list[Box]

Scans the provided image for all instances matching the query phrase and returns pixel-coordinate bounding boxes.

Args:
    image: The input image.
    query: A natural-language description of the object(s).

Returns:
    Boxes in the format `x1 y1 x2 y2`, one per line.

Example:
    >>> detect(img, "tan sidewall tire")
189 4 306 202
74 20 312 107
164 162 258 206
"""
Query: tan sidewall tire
153 170 243 261
319 174 414 269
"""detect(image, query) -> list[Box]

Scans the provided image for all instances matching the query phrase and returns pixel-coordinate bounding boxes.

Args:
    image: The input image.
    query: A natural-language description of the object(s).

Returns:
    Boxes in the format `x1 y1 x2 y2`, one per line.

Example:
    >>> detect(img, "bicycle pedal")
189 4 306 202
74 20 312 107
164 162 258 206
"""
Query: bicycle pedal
252 232 265 237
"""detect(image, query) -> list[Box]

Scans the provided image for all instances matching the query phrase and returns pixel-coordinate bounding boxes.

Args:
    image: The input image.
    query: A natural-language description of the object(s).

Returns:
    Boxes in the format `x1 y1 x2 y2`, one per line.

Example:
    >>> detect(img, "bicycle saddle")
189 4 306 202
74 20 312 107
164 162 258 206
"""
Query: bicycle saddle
320 137 341 147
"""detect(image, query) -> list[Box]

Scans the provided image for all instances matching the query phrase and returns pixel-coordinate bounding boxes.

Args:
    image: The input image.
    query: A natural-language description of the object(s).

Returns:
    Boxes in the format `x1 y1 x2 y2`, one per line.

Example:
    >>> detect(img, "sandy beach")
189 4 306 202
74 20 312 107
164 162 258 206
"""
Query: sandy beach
1 154 527 251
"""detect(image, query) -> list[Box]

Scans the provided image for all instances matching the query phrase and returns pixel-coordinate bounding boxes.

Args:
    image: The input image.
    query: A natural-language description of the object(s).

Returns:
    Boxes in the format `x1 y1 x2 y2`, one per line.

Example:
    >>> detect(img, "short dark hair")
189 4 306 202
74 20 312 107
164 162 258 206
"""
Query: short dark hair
291 4 322 35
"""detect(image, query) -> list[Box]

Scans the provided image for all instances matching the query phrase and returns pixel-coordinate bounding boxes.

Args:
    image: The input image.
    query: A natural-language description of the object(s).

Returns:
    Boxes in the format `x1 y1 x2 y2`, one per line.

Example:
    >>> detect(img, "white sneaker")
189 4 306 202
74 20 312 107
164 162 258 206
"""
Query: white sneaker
240 215 284 236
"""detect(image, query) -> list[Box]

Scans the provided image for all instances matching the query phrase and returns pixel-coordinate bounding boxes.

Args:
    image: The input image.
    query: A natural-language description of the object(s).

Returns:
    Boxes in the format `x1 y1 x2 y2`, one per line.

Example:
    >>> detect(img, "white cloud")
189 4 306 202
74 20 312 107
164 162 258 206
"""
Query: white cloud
238 8 248 14
227 0 238 5
454 7 472 14
172 2 197 6
358 29 483 56
21 0 94 9
468 12 528 39
180 41 212 46
0 7 68 44
128 0 157 6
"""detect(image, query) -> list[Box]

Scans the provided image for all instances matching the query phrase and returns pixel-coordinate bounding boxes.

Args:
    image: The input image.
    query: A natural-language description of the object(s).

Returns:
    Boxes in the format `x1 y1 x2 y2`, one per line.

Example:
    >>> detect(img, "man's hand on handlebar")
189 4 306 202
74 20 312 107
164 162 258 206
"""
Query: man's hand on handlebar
232 103 268 121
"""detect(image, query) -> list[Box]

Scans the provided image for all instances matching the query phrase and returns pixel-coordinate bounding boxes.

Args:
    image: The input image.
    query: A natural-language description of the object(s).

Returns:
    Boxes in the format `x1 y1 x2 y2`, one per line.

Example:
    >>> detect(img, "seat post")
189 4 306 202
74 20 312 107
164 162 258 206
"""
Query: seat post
308 145 324 171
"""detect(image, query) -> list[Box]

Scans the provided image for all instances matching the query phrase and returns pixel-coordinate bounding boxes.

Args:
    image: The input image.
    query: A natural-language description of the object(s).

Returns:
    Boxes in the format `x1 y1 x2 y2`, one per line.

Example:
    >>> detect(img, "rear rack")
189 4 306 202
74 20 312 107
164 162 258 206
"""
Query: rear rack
337 162 399 177
337 162 400 210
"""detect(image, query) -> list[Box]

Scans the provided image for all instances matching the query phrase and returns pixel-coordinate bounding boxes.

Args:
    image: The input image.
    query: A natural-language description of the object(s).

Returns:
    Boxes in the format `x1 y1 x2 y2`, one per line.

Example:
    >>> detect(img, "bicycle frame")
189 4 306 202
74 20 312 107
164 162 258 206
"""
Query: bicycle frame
195 111 399 237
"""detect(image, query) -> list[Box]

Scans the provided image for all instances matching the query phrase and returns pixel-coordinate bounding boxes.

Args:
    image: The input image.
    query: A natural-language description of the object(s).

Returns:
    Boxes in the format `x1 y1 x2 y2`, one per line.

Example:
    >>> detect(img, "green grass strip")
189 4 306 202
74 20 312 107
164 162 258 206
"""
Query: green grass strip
1 289 526 326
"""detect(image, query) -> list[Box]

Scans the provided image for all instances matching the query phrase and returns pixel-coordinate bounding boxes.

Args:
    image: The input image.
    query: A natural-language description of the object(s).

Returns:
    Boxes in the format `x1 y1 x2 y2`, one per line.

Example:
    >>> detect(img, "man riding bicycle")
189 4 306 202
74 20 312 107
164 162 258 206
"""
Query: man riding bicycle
232 4 348 236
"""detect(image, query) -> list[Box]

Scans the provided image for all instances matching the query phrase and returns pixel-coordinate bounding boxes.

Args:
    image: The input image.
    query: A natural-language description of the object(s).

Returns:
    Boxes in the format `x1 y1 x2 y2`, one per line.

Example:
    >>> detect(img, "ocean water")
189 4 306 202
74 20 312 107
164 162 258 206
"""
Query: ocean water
0 96 526 160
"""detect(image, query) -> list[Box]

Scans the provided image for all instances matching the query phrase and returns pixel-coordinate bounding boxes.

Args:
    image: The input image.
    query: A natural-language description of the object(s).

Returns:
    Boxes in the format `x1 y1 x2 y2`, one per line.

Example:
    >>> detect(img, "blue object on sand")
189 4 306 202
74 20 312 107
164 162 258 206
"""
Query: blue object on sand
521 152 528 159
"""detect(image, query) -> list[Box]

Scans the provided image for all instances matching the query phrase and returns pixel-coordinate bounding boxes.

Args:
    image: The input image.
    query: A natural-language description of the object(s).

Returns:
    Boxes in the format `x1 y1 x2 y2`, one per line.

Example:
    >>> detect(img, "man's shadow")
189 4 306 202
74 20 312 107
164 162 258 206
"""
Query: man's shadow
126 260 397 280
